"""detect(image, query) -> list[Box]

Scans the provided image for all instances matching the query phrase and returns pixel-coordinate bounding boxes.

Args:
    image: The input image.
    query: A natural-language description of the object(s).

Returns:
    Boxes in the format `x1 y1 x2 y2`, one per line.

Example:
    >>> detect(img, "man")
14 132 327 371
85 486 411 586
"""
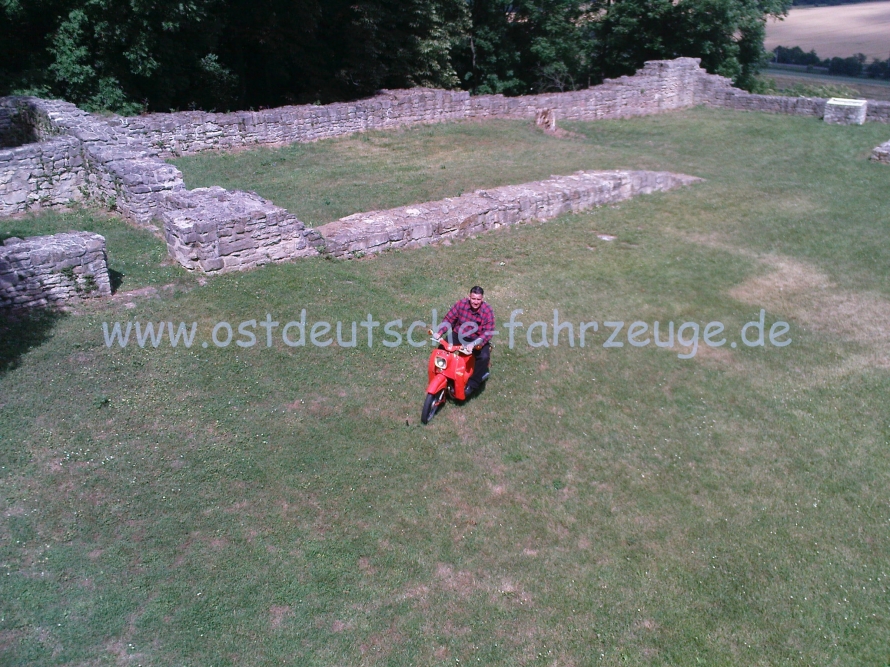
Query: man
434 286 495 398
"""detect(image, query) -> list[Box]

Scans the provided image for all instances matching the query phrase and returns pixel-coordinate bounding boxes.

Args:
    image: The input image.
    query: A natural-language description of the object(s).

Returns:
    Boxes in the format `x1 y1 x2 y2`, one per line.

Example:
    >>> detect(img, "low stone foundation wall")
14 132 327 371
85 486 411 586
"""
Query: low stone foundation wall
872 139 890 164
0 135 87 214
696 73 890 124
163 187 322 273
317 170 702 259
112 58 704 158
867 101 890 123
696 74 827 117
2 57 887 281
0 232 112 310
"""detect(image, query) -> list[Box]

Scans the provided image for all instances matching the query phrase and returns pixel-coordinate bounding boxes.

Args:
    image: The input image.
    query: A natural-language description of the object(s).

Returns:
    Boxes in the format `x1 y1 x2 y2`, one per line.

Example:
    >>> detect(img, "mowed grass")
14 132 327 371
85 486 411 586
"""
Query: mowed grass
172 119 672 226
764 0 890 60
3 108 890 666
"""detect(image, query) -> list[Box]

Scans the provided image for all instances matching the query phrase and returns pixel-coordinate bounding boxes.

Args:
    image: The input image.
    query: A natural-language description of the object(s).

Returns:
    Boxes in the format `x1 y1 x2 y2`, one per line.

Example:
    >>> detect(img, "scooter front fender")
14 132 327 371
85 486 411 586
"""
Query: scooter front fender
426 373 448 396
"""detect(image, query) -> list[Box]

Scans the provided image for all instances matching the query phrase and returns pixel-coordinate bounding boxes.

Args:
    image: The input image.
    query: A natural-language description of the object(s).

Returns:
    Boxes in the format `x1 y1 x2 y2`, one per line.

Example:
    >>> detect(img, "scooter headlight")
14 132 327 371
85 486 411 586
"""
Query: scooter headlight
434 356 447 370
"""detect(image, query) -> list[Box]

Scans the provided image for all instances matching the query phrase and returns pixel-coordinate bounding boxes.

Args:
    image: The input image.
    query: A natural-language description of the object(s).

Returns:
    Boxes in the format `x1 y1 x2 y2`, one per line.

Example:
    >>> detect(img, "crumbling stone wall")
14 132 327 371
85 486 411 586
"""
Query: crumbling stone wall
18 98 185 229
0 99 39 148
0 231 112 310
872 139 890 164
2 57 888 280
110 58 704 158
0 136 87 214
317 170 701 259
694 73 828 117
866 102 890 123
162 187 322 273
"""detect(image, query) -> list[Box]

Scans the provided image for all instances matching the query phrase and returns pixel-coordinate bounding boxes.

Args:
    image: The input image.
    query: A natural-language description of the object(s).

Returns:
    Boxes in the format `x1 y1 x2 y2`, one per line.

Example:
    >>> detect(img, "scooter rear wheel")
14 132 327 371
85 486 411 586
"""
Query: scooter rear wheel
421 389 446 424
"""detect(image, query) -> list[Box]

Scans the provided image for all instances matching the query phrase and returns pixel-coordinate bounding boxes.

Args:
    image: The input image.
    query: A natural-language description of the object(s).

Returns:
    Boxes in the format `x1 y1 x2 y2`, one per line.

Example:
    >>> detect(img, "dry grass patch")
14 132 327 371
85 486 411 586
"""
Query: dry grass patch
682 232 890 375
729 255 890 358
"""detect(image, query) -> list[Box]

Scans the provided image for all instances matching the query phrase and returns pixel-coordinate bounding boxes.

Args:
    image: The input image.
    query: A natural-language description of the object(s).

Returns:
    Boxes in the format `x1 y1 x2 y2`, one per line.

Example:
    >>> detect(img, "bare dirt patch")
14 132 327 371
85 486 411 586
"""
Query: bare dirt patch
729 255 890 353
269 605 292 629
685 233 890 369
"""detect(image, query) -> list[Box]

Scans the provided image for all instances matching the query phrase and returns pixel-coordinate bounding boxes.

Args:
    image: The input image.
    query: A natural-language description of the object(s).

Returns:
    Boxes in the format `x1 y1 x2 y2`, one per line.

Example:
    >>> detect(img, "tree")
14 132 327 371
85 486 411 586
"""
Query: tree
452 0 595 95
1 0 472 112
46 0 224 113
0 0 74 97
593 0 792 90
451 0 523 94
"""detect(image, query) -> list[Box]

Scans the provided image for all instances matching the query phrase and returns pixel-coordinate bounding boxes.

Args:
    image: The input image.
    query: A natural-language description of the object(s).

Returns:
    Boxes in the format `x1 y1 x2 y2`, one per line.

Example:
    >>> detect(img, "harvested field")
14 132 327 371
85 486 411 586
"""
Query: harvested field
764 1 890 60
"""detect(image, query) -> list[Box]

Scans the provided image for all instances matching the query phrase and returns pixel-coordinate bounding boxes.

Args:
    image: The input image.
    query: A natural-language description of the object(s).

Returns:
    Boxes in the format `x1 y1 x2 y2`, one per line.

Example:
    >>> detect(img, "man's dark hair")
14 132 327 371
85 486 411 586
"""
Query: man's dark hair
470 286 484 295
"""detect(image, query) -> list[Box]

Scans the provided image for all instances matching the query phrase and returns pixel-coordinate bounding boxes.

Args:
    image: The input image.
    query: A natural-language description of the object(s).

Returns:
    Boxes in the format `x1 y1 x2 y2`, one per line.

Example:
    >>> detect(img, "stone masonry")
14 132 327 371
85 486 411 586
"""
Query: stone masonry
0 231 112 311
824 98 868 125
317 171 702 259
872 139 890 164
0 135 86 212
2 57 889 282
162 187 323 273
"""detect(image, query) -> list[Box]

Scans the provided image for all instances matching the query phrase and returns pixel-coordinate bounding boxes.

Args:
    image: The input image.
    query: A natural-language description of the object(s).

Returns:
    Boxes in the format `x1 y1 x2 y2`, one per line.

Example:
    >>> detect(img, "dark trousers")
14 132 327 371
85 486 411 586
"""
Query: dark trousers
445 332 490 394
467 343 491 393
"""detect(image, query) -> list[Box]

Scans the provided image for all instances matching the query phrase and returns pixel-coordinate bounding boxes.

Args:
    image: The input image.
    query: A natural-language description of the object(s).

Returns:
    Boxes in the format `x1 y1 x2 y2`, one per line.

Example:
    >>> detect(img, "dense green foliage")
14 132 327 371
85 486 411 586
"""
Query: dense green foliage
594 0 792 89
1 0 790 112
1 0 470 111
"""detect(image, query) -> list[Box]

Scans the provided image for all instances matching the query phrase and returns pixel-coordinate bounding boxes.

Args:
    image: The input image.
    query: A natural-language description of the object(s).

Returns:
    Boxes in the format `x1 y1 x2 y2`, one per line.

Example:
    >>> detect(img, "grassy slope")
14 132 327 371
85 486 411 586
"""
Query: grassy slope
2 108 890 666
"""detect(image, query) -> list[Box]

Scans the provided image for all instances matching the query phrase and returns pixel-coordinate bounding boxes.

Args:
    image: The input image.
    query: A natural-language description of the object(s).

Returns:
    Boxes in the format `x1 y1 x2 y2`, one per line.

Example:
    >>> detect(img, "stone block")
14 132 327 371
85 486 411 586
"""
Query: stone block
872 139 890 164
824 98 868 125
0 230 110 310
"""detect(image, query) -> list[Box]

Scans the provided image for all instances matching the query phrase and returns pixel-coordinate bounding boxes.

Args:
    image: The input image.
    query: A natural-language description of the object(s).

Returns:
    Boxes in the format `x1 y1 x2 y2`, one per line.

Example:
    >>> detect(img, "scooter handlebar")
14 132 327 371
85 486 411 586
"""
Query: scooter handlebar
428 329 479 354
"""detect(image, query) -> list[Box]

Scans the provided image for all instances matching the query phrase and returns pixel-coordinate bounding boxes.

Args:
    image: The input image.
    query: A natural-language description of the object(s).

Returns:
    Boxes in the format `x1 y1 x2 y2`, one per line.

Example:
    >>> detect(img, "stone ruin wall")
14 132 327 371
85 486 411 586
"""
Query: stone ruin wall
0 57 710 286
109 59 702 158
0 231 112 311
162 187 323 273
1 56 889 304
314 170 702 260
0 135 87 213
0 99 39 148
873 139 890 163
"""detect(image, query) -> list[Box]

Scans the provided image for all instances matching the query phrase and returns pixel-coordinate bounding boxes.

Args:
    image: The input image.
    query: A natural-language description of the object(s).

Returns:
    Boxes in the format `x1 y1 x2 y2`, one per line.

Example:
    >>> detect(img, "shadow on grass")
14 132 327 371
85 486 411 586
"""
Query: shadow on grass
0 308 66 376
109 269 123 293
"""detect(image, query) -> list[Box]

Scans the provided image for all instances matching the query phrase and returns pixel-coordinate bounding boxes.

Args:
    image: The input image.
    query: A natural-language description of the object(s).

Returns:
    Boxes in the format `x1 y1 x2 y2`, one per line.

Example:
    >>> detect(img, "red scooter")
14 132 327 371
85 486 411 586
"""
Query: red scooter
421 330 477 424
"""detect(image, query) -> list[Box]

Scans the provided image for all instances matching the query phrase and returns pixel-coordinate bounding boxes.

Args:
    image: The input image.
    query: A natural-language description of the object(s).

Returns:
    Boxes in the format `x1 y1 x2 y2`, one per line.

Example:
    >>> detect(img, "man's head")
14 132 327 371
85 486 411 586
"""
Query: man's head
468 286 484 310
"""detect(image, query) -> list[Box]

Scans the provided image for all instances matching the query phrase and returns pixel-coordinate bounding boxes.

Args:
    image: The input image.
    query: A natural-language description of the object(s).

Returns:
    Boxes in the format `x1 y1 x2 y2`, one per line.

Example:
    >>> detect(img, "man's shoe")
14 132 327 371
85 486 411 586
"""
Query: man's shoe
480 372 490 383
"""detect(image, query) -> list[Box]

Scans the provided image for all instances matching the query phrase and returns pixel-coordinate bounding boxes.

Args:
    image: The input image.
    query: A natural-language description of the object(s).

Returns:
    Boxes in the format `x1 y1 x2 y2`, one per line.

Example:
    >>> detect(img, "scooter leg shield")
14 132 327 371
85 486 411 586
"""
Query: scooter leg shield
426 374 448 396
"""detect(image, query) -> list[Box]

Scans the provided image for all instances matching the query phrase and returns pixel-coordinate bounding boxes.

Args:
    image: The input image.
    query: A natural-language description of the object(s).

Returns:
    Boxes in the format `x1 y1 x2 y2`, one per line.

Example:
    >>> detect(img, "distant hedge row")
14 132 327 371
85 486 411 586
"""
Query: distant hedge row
772 46 890 79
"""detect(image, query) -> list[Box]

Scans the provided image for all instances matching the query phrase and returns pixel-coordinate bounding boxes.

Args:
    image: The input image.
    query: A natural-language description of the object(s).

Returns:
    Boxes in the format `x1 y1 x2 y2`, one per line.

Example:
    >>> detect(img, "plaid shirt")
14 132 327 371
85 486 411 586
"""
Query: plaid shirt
437 298 496 346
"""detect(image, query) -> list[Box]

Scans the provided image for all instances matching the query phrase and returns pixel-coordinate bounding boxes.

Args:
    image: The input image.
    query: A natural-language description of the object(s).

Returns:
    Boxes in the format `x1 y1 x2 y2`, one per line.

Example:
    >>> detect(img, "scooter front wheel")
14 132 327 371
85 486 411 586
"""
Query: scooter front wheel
421 389 446 424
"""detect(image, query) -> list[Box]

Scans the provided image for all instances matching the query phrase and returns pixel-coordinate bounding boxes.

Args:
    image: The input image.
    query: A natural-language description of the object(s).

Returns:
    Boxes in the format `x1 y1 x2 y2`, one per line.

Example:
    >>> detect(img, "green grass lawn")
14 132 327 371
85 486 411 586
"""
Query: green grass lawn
2 108 890 666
